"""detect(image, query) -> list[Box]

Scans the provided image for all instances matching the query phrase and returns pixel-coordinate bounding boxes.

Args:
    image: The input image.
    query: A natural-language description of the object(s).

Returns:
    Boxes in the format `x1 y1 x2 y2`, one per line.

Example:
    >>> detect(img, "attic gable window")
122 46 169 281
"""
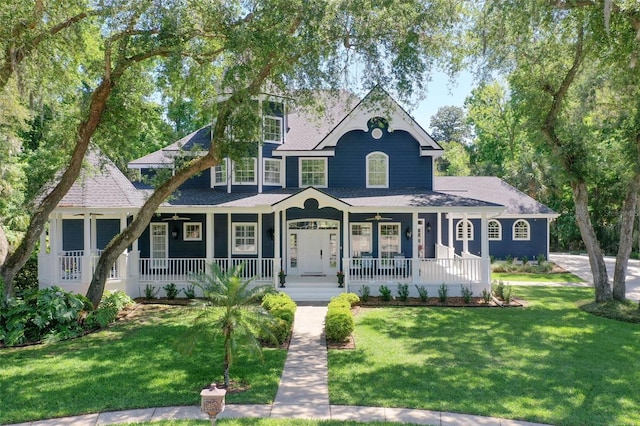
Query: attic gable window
366 152 388 188
299 158 327 187
264 116 282 143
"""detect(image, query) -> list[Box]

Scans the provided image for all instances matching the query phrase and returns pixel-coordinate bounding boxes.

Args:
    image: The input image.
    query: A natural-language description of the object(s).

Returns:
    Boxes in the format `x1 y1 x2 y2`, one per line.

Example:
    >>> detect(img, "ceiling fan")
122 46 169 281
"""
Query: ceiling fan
162 213 191 221
365 213 392 221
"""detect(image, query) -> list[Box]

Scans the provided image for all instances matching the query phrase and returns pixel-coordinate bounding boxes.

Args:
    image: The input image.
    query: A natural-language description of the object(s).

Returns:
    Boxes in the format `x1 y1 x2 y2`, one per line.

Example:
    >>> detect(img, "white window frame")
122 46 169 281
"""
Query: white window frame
264 116 283 143
150 223 168 269
350 223 373 257
456 219 474 241
378 223 401 259
366 152 389 188
513 219 531 241
232 222 258 255
212 159 227 186
232 158 257 185
183 222 202 241
299 158 328 188
263 158 282 185
487 219 502 241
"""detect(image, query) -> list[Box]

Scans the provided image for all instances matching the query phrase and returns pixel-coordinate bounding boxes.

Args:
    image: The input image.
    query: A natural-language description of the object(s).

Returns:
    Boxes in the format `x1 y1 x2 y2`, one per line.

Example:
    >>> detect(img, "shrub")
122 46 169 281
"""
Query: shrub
359 285 370 302
261 292 297 345
397 283 409 302
438 283 448 303
325 307 354 342
503 284 514 303
521 256 529 266
144 284 159 300
333 292 360 306
461 285 473 304
537 253 546 265
163 283 179 299
505 256 514 265
481 288 492 303
13 255 39 294
492 280 505 299
86 291 134 329
182 284 196 299
415 285 428 303
1 286 93 346
378 285 392 301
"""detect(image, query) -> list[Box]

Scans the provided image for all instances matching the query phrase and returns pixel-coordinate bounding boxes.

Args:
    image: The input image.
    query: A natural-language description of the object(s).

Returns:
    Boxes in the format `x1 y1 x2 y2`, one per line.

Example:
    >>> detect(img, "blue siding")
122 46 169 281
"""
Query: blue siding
262 213 275 258
348 213 414 257
62 219 83 251
285 157 299 188
138 214 207 258
214 214 228 258
329 129 433 189
180 169 210 189
96 219 120 249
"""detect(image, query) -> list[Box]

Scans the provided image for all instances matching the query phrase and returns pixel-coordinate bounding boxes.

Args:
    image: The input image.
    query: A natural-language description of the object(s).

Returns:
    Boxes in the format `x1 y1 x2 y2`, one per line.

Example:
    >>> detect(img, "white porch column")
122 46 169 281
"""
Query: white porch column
38 222 49 285
343 210 349 292
437 212 442 246
447 214 454 256
480 212 490 286
118 213 128 282
412 211 419 281
82 213 92 283
258 213 263 277
274 210 282 289
55 213 63 254
206 213 214 260
462 213 469 254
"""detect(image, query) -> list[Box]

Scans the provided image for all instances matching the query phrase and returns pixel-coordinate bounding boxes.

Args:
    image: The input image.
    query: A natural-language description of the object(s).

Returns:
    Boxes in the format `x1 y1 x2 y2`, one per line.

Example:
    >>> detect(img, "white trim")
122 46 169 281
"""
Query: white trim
366 151 389 188
183 222 202 241
456 219 474 241
487 219 502 241
263 158 282 186
513 219 531 241
299 157 328 188
232 158 257 185
232 222 258 255
212 159 227 186
271 150 335 157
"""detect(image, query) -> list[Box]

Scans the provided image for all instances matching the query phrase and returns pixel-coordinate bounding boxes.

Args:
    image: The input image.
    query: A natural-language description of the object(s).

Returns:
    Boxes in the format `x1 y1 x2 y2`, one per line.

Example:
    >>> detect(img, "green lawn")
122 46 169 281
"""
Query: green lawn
328 286 640 426
123 420 420 426
492 271 584 283
0 305 287 425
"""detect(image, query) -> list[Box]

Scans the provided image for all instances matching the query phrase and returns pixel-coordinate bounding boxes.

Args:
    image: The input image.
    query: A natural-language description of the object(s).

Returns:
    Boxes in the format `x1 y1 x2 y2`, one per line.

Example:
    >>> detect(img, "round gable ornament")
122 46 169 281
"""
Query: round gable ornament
371 128 383 139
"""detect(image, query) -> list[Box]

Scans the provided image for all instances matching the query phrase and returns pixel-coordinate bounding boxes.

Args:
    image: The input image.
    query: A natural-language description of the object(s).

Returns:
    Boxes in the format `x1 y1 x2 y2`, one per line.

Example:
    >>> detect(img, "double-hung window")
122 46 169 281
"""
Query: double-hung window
232 223 257 255
263 158 282 185
379 223 401 260
212 159 227 186
232 158 256 185
264 116 282 143
299 158 327 187
350 223 372 257
513 219 530 240
366 152 388 188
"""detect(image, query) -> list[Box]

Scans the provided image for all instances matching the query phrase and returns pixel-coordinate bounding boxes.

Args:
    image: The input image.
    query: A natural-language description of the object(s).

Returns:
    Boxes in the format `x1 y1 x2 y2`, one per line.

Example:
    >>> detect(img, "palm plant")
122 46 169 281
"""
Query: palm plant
185 262 276 388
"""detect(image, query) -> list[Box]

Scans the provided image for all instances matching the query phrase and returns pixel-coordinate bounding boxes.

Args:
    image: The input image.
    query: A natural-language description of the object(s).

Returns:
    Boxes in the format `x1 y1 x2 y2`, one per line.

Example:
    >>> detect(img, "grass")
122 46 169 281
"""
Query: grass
328 286 640 426
581 298 640 323
492 271 584 283
122 421 421 426
0 305 287 425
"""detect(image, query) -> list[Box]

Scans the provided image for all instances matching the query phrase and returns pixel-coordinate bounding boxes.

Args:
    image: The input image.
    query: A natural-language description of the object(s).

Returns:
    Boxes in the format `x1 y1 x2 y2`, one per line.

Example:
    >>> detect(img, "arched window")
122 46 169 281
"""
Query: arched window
513 219 530 241
488 220 502 240
366 152 388 188
456 220 474 241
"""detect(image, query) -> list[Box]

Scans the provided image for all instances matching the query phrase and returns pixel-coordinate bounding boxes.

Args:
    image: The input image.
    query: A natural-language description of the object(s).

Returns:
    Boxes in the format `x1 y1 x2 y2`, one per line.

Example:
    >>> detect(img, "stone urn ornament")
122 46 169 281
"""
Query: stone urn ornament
200 383 226 425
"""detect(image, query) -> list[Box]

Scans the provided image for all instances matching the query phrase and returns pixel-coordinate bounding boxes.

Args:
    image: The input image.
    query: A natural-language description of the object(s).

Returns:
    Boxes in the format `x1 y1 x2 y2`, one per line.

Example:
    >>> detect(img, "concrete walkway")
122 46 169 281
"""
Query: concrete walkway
10 304 550 426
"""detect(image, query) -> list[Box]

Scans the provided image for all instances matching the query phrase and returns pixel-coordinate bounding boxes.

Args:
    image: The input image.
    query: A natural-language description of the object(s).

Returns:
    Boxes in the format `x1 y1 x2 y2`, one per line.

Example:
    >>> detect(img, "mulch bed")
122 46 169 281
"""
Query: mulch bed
358 296 524 307
134 297 193 305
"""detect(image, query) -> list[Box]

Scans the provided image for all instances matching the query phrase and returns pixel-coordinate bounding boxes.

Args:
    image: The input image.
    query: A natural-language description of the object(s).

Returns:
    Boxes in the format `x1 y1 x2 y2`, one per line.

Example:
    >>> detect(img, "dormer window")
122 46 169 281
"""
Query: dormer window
232 158 257 185
366 152 388 188
264 116 282 143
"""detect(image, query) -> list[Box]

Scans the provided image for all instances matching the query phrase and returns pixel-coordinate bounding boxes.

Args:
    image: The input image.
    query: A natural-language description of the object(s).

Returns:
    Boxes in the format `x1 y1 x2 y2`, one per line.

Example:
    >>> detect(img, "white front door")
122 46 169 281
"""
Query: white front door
287 220 339 276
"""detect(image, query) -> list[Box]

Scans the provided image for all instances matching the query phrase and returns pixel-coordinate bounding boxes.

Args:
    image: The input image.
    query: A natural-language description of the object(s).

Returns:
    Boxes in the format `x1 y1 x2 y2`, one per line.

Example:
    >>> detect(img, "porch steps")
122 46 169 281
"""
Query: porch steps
277 279 344 302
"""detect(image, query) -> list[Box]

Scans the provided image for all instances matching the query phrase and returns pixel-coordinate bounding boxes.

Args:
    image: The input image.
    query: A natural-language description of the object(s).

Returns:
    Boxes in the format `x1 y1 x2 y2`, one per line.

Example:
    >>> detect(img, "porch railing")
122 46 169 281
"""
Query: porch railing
138 257 275 283
58 250 83 281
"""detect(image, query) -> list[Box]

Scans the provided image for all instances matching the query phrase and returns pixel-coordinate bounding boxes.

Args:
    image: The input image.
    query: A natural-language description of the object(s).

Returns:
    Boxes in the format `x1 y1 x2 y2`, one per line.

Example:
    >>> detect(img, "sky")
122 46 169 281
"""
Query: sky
403 70 475 132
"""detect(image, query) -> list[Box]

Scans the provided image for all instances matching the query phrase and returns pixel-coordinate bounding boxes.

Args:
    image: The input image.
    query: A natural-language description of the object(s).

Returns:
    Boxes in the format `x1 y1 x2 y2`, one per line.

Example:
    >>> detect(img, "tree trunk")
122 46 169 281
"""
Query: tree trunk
0 76 115 300
572 180 611 302
85 154 217 306
613 173 640 301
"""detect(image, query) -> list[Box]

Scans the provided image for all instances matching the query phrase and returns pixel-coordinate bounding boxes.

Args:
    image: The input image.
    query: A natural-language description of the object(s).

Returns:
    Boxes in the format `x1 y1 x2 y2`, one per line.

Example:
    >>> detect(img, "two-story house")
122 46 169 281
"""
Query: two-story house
37 88 557 301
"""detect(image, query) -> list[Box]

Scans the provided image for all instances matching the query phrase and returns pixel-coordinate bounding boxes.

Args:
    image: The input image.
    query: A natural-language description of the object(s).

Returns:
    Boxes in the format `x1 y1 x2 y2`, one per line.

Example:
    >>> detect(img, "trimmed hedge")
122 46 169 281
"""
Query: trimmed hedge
261 292 297 345
325 292 359 342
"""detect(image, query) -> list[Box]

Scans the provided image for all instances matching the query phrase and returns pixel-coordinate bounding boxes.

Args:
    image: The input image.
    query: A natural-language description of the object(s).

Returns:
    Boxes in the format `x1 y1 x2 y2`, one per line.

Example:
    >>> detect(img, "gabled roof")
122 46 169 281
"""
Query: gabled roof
59 148 144 209
434 176 558 217
128 125 212 169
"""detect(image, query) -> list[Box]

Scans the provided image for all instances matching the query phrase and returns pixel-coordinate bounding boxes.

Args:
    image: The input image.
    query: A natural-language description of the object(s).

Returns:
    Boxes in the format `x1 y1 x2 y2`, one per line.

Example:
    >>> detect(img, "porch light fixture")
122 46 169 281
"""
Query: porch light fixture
171 227 179 240
405 226 412 239
426 222 432 233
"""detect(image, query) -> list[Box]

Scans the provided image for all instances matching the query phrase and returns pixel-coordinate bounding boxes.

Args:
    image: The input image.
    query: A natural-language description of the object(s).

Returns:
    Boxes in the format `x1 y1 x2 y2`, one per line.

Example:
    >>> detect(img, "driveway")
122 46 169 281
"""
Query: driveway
550 253 640 302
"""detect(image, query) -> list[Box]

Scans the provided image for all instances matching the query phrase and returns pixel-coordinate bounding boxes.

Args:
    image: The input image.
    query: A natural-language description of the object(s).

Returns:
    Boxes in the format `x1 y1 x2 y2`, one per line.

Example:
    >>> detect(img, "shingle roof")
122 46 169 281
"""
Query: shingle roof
59 149 144 208
128 125 212 168
434 176 557 216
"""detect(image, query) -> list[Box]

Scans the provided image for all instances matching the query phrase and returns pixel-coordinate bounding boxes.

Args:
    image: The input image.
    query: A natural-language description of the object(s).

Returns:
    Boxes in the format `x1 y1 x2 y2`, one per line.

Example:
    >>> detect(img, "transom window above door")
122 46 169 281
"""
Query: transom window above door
299 158 327 187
